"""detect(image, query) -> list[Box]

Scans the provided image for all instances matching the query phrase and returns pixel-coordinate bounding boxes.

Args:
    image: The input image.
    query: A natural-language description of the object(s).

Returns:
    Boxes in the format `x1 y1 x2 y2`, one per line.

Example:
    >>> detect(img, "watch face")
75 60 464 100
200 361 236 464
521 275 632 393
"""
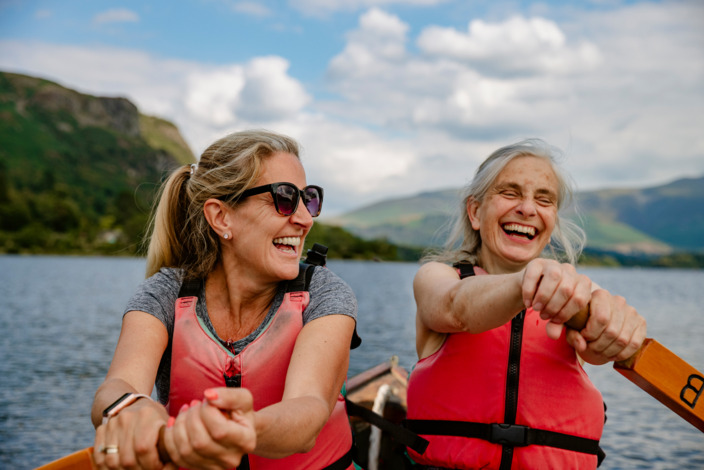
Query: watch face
103 393 132 416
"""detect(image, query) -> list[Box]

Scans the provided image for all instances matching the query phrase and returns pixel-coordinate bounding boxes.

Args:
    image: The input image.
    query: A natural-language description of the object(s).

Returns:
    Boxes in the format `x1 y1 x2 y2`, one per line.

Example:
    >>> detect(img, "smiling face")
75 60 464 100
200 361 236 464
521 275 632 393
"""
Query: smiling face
227 151 314 284
468 155 559 274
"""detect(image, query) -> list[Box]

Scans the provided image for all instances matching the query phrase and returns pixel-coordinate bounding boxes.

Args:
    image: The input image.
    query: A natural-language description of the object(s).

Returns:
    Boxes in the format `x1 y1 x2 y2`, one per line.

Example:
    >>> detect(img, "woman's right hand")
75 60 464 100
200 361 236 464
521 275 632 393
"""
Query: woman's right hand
163 387 256 470
93 398 171 470
521 258 592 339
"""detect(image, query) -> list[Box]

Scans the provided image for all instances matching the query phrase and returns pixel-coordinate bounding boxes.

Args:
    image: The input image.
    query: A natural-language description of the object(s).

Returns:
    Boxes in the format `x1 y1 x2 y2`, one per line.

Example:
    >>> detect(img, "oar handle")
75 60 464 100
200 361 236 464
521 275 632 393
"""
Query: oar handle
564 303 646 366
564 304 590 330
157 425 171 463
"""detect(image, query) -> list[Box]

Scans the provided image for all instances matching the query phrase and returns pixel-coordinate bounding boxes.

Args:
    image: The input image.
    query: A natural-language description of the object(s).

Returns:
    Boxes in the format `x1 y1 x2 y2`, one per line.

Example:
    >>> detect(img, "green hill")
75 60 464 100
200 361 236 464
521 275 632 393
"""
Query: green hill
0 71 195 254
329 176 704 256
326 189 459 247
577 177 704 252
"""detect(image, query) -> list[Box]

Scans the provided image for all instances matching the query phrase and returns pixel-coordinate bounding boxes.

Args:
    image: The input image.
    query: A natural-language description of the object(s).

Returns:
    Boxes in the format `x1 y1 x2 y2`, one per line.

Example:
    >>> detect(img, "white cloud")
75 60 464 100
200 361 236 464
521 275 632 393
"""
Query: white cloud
185 66 246 126
417 16 601 76
238 56 311 121
92 9 140 25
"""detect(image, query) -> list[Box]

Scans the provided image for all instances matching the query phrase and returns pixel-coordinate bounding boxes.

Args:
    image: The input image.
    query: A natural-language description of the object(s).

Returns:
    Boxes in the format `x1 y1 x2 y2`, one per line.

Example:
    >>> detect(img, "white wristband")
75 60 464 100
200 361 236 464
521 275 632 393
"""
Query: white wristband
102 393 152 424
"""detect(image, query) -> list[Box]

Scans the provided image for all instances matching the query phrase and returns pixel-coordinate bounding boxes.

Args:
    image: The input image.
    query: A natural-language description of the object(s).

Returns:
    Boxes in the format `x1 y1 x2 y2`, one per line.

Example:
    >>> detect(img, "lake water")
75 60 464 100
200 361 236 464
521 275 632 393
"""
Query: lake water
0 256 702 469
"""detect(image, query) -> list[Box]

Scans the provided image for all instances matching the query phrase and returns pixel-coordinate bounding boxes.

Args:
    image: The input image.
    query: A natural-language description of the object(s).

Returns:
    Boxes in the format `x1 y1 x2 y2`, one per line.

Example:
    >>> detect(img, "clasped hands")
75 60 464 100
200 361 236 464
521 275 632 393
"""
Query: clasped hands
521 258 647 365
95 388 256 470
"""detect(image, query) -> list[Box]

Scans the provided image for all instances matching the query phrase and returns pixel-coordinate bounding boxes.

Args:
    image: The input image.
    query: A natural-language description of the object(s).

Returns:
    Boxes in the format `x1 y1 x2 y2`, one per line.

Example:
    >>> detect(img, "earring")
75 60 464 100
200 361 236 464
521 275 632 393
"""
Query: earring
223 233 230 239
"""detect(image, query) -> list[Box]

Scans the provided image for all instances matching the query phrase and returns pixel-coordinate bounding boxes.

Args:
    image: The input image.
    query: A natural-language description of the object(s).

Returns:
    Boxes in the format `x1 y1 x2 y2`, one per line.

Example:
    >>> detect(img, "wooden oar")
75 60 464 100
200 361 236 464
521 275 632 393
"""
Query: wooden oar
35 427 171 470
565 309 704 432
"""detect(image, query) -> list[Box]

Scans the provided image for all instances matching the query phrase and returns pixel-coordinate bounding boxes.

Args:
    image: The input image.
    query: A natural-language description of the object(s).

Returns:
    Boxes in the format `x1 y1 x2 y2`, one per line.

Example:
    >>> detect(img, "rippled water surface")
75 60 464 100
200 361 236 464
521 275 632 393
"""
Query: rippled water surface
1 256 702 468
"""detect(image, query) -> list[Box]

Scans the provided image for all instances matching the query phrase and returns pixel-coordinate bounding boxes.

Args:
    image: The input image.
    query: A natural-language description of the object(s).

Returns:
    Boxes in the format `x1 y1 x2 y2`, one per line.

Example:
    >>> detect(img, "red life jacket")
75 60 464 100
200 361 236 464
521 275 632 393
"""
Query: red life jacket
168 265 353 470
405 263 605 469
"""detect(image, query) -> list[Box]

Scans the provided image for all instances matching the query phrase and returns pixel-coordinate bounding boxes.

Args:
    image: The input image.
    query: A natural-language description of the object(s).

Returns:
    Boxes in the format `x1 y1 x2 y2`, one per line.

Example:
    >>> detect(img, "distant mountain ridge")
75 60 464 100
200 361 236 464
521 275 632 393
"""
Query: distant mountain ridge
327 175 704 255
0 71 195 254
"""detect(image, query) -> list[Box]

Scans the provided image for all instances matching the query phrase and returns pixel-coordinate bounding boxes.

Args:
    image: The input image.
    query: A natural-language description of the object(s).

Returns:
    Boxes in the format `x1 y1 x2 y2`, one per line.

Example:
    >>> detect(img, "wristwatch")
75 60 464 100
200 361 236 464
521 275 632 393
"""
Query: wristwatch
102 392 152 424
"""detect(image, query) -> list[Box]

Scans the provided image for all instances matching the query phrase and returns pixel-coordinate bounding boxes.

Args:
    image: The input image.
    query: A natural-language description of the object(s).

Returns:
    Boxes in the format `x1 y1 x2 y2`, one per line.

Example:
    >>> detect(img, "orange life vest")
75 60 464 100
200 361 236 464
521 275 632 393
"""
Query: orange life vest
168 265 353 470
405 263 605 469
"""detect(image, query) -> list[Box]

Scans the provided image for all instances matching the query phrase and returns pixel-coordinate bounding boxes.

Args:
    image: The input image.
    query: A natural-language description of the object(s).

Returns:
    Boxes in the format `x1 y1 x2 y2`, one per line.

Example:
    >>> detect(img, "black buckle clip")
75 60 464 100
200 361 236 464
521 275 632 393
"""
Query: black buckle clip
489 423 529 447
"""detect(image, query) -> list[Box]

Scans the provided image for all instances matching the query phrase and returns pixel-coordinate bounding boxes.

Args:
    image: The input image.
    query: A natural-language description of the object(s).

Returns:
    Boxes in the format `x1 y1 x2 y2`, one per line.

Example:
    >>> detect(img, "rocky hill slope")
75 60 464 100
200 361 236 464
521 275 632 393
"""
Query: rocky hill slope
0 71 195 254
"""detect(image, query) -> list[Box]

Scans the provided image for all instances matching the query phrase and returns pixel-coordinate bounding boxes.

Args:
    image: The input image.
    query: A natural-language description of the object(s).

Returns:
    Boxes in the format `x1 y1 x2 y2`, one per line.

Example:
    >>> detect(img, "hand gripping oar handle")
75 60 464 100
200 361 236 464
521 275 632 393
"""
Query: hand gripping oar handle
157 425 171 463
35 426 172 469
564 306 590 331
565 305 704 432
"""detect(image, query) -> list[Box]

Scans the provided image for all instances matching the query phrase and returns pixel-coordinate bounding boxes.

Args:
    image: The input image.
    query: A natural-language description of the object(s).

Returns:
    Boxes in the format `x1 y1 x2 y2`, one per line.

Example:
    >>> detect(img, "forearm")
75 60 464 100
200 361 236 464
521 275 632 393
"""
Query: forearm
252 396 331 458
92 311 167 427
447 272 526 333
91 378 141 427
418 264 525 334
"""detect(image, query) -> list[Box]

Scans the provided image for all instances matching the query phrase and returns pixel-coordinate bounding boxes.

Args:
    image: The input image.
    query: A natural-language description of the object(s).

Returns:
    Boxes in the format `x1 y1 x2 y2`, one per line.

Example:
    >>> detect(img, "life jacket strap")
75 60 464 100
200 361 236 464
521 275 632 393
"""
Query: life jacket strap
403 419 602 456
302 243 362 350
321 446 354 470
178 278 202 298
346 398 429 454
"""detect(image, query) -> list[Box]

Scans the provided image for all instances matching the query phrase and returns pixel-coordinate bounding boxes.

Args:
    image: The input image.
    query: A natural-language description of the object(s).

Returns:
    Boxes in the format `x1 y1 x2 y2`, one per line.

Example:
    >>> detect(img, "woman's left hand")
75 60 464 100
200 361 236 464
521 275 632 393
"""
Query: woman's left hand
566 288 647 365
163 388 256 469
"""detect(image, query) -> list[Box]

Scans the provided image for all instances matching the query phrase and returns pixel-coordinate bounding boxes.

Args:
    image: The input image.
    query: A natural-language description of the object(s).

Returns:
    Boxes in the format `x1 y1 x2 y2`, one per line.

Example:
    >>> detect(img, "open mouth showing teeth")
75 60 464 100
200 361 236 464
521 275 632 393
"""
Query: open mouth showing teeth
273 236 300 253
502 223 536 240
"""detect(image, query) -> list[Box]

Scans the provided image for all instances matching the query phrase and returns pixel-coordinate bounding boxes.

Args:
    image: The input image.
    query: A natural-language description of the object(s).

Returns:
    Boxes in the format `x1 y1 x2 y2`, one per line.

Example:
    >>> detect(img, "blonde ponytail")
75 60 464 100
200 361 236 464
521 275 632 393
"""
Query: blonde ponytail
145 166 190 278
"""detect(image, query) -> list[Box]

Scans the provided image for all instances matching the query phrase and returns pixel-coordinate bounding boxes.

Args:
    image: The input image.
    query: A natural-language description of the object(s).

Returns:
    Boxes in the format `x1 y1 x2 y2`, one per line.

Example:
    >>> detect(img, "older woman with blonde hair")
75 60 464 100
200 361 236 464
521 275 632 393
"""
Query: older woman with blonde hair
405 139 646 469
91 129 358 470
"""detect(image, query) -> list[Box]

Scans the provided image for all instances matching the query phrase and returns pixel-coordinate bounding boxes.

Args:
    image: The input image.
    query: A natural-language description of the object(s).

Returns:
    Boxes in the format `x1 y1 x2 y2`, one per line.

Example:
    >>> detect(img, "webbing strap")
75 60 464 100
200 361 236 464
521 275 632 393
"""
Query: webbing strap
178 278 202 298
322 446 354 470
403 419 601 455
346 398 429 454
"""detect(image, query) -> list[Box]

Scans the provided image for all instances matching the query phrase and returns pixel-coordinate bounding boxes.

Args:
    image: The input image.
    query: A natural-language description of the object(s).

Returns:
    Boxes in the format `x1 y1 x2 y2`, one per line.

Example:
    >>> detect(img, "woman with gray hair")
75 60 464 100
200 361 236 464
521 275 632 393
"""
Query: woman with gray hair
404 139 646 469
91 129 358 470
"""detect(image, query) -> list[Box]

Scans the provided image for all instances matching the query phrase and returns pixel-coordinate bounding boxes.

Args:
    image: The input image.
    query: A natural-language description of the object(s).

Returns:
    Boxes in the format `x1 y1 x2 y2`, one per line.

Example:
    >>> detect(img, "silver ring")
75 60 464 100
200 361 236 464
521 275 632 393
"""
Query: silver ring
100 444 119 454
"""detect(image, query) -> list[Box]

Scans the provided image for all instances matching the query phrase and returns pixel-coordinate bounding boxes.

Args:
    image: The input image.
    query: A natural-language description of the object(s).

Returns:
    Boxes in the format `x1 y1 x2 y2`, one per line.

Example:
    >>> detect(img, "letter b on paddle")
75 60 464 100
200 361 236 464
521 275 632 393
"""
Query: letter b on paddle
680 374 704 409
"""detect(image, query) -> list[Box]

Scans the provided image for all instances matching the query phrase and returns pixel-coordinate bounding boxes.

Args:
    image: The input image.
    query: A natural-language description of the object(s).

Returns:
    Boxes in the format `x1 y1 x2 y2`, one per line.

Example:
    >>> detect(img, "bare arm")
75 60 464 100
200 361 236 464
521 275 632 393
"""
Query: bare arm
254 314 354 456
92 311 171 470
414 262 526 334
415 259 594 359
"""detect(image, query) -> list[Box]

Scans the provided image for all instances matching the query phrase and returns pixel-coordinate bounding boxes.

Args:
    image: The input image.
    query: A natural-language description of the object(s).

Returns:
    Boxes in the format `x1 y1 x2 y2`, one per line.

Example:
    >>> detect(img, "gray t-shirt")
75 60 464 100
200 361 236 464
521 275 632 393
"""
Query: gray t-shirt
124 266 357 404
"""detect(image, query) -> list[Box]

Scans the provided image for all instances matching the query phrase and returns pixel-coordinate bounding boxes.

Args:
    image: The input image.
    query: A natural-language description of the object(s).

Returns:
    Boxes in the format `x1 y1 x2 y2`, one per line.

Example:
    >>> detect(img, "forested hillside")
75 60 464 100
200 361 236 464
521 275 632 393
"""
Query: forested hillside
0 71 194 254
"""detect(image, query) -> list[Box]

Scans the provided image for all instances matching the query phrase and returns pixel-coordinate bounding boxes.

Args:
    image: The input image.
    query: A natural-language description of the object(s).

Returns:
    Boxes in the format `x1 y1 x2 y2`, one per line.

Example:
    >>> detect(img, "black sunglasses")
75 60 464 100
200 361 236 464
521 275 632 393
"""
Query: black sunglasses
234 182 324 217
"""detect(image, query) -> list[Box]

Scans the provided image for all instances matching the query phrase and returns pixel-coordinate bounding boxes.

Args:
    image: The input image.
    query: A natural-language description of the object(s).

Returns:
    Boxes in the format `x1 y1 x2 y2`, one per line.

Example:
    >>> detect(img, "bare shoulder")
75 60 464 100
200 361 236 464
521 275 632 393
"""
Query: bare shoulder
414 261 456 283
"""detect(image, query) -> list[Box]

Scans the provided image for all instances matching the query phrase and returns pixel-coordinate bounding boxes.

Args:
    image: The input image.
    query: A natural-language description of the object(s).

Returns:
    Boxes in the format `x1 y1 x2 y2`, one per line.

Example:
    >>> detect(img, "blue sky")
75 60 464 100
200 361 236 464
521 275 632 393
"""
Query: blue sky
1 0 702 215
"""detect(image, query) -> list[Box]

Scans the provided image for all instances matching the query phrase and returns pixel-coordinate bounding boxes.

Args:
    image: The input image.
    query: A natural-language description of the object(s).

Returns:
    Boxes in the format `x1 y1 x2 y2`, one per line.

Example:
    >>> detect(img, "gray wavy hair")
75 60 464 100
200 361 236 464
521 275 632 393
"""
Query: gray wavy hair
425 138 585 266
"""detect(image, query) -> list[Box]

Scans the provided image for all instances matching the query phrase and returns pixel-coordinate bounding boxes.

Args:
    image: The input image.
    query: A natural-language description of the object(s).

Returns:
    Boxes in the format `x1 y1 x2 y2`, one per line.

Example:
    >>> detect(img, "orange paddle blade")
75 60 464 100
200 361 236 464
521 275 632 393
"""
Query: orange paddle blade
567 306 703 433
614 339 704 432
35 447 95 470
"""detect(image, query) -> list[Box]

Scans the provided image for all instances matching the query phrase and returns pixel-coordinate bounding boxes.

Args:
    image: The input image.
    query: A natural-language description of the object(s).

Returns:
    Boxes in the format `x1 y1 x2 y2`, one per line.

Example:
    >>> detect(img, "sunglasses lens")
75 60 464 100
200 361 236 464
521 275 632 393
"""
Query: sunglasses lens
275 184 298 216
303 186 322 217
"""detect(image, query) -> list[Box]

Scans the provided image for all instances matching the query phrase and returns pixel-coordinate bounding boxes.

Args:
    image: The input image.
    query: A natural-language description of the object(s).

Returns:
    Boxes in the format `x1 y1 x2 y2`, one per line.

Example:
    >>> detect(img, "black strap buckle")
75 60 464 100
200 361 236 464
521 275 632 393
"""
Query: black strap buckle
489 423 529 447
